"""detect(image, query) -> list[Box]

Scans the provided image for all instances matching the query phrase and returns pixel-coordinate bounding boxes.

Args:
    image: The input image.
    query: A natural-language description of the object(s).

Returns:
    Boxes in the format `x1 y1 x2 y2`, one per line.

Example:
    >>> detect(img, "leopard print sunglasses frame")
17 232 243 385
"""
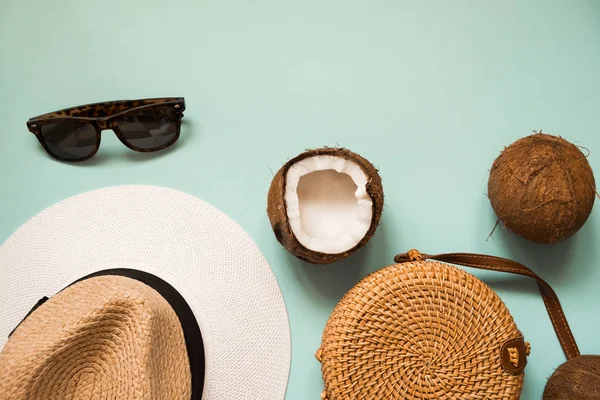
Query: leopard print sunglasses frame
26 97 185 162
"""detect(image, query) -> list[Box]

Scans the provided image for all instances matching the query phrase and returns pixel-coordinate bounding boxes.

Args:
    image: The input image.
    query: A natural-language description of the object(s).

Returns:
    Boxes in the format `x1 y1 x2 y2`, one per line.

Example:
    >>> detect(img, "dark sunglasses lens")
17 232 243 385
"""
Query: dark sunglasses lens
117 107 179 150
40 121 98 160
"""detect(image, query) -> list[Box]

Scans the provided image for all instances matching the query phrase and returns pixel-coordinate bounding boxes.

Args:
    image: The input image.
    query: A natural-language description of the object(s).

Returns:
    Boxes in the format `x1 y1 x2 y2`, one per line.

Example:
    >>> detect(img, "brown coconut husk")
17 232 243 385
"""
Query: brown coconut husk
267 147 384 264
543 355 600 400
488 132 596 244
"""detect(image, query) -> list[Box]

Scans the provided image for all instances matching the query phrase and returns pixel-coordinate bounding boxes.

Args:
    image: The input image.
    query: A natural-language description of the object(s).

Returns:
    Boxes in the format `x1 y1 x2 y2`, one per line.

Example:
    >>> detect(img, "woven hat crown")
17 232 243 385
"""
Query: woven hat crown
0 275 191 399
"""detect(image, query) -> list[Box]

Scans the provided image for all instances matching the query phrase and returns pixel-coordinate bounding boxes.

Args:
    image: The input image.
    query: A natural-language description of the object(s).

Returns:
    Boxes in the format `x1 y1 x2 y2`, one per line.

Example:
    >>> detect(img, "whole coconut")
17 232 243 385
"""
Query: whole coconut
543 355 600 400
488 132 596 244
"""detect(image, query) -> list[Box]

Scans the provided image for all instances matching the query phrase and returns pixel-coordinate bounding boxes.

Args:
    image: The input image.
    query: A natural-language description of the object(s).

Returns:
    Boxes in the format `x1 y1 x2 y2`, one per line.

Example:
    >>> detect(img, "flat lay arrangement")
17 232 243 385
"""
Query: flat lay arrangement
1 2 600 400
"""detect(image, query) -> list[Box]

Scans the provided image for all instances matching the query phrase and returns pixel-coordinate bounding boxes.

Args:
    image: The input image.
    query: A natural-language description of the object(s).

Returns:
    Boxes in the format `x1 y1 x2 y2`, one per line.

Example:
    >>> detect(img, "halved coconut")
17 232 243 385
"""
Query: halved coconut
267 147 384 264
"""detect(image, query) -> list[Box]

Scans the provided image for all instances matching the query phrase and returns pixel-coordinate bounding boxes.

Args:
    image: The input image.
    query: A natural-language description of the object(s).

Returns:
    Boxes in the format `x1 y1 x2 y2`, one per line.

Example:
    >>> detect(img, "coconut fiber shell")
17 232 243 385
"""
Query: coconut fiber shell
543 355 600 400
267 147 383 264
488 133 596 244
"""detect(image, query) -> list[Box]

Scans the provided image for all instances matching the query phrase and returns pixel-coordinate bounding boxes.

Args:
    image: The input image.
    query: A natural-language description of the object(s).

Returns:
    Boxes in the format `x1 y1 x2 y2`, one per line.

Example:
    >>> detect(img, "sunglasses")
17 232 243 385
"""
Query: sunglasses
27 97 185 162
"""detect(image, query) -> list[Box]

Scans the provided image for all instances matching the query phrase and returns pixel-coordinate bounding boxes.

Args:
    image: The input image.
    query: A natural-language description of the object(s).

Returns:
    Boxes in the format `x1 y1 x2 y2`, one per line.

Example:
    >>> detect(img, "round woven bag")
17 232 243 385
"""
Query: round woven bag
316 250 580 400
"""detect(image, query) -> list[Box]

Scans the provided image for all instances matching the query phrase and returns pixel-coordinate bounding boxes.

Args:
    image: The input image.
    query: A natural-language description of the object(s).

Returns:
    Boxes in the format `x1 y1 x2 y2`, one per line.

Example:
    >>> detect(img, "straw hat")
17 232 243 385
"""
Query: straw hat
0 185 291 399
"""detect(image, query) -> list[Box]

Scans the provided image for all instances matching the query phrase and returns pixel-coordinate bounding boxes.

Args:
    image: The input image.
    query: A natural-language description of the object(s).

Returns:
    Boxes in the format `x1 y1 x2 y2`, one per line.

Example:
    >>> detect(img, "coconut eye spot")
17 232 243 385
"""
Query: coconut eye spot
297 170 358 240
284 155 373 254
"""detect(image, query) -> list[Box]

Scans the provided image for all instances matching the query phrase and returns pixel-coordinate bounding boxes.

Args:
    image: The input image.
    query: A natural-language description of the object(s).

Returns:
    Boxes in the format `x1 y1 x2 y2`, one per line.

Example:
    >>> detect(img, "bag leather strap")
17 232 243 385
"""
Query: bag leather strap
394 249 580 360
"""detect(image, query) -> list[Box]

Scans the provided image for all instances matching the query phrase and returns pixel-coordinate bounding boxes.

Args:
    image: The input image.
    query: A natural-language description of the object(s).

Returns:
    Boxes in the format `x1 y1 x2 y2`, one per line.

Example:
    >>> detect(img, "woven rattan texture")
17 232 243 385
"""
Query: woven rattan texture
318 260 525 400
0 276 191 399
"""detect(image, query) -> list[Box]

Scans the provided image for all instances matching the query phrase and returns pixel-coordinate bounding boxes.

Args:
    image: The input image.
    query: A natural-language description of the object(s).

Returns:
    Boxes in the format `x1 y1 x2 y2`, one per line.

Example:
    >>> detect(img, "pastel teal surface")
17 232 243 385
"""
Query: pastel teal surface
1 0 600 398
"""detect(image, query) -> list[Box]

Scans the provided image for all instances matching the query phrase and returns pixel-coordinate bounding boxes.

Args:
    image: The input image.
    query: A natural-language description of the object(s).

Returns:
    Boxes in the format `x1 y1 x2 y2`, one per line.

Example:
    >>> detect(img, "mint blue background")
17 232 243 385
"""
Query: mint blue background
2 1 600 398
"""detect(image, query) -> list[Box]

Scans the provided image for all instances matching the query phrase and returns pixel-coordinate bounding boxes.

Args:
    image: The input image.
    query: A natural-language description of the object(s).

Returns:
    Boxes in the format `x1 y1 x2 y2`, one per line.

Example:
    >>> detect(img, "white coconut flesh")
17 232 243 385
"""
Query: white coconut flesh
284 155 373 254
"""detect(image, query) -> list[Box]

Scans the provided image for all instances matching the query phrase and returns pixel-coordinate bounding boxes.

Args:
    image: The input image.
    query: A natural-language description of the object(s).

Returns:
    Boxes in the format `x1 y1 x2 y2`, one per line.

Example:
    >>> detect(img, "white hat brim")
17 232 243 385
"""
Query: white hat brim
0 185 291 399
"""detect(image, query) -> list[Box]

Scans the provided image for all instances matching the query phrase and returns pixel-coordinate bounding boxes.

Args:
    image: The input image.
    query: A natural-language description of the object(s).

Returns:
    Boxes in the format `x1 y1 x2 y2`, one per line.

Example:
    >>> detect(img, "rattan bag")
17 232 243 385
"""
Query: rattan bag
316 250 579 400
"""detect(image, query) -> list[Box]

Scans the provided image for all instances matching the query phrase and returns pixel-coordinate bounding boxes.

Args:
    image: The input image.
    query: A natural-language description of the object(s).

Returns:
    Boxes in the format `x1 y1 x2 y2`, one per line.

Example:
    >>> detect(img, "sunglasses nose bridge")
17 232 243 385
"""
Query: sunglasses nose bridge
96 118 111 130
